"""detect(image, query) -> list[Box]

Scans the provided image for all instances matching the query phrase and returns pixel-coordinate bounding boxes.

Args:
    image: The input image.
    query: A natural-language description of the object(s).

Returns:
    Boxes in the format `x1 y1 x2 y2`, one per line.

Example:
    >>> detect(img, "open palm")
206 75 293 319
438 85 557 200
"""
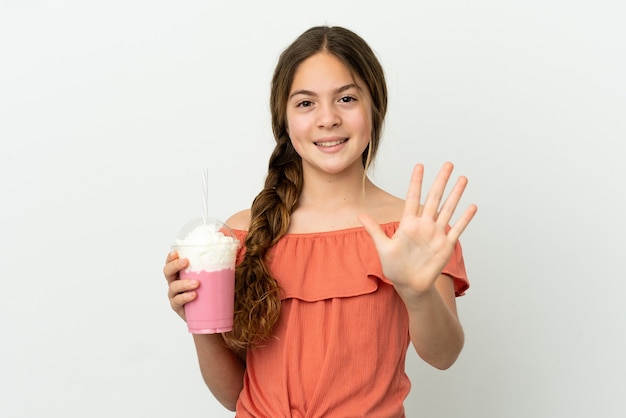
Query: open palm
359 162 477 295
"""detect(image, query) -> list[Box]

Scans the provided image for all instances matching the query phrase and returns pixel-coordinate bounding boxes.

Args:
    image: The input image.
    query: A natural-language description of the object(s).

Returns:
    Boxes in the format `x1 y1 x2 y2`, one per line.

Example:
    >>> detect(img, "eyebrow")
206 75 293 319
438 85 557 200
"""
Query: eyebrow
289 83 360 100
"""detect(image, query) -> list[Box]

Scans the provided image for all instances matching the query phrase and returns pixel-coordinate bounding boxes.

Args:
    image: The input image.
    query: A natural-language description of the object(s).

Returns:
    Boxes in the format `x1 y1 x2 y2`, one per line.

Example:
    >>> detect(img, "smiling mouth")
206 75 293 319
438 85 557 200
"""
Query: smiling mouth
314 138 348 147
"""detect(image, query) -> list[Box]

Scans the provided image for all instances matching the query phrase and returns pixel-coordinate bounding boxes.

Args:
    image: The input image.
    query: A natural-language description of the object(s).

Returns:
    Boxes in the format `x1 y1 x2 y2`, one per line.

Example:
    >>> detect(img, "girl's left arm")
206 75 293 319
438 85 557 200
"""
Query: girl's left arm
359 162 477 369
397 273 464 369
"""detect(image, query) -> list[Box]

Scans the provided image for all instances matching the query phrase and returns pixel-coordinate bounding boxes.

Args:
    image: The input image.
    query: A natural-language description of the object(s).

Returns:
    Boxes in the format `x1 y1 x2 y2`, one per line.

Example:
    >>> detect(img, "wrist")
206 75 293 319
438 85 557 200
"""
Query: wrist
394 283 439 311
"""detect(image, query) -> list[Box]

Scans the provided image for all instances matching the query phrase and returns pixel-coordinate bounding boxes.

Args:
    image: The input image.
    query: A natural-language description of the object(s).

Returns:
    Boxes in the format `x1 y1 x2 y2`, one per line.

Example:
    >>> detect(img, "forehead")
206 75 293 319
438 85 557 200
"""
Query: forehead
290 52 358 91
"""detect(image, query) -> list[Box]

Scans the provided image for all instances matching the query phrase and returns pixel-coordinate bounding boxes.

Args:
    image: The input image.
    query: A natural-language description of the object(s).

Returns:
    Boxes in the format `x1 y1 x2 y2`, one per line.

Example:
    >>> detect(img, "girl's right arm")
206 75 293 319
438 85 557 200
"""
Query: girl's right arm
164 251 245 411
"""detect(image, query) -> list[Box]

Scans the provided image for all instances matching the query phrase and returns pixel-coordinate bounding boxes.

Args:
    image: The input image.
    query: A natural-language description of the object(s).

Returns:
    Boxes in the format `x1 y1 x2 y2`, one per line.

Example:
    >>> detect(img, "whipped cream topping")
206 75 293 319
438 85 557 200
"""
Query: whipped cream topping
175 223 239 272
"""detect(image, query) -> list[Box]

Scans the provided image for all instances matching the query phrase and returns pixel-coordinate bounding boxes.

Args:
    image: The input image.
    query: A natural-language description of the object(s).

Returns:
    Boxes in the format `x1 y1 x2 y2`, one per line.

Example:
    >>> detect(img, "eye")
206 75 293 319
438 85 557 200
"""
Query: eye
339 96 357 103
296 100 313 108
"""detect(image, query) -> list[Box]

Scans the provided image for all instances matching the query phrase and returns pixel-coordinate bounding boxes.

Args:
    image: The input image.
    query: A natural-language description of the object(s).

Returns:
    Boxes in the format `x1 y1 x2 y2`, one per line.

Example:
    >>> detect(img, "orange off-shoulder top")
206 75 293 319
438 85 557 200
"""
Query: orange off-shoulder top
232 222 469 418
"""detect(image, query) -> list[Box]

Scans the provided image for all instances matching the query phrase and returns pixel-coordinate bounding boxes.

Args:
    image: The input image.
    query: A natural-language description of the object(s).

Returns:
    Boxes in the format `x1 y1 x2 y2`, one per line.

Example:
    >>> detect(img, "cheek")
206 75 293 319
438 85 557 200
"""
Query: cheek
285 111 300 136
289 135 305 157
353 111 373 137
286 114 307 139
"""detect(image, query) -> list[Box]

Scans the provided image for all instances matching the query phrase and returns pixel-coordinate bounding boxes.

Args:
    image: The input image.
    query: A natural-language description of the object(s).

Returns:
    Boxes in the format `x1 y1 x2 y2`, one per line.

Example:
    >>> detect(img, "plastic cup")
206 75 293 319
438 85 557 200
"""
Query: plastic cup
173 218 239 334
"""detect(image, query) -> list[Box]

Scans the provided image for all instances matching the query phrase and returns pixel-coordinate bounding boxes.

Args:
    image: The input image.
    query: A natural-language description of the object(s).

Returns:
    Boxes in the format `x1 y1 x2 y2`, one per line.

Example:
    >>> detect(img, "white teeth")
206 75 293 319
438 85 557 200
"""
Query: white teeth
315 139 346 147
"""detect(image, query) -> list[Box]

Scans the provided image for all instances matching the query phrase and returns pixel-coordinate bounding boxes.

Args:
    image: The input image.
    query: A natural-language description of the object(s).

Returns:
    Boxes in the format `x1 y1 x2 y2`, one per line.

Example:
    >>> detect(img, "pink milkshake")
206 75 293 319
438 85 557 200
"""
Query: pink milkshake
174 218 239 334
179 269 235 333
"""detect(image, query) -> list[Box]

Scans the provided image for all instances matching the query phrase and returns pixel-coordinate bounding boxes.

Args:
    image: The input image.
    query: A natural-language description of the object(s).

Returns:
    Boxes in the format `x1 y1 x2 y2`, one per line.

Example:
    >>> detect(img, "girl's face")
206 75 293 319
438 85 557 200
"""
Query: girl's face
286 52 373 176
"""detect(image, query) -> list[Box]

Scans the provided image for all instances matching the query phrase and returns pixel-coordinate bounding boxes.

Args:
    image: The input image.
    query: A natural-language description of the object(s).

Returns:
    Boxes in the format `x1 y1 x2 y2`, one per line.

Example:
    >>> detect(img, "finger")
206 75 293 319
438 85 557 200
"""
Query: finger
447 204 478 242
358 213 389 249
170 290 197 316
403 164 424 216
165 249 180 263
167 277 199 300
163 257 189 284
436 175 468 227
422 162 454 218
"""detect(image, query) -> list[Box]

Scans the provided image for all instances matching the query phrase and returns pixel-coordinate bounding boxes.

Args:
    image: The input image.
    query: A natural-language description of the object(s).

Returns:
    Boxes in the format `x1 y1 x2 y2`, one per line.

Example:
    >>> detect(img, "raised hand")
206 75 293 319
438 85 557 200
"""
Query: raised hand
359 162 477 296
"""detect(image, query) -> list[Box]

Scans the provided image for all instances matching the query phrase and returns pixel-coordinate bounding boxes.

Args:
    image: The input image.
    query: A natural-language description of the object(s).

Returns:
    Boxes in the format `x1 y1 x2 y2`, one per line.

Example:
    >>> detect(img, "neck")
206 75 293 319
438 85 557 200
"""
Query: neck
298 166 375 210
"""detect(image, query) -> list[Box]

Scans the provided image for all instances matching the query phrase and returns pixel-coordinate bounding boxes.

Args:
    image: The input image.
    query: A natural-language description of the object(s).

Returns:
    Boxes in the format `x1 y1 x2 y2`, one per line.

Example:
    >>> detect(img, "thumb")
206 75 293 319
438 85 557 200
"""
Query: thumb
358 214 389 248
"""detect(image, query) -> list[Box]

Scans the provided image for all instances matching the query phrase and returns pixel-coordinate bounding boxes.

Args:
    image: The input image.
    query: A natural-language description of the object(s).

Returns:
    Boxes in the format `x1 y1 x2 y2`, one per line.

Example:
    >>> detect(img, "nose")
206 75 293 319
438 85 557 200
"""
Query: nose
316 103 341 129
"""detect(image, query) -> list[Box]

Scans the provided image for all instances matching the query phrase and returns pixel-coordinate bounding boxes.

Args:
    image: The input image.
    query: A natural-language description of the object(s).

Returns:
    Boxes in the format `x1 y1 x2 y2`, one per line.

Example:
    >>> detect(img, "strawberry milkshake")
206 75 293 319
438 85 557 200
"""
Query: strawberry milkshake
174 218 239 334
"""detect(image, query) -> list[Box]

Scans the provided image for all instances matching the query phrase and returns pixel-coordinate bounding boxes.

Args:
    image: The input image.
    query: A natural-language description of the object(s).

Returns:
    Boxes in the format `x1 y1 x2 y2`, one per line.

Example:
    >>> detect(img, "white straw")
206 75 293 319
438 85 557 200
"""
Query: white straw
202 168 209 224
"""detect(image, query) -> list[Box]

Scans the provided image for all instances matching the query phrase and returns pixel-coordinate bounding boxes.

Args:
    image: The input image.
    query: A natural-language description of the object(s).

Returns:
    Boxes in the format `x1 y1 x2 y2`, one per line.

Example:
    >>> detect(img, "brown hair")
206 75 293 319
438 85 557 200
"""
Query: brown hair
224 26 388 349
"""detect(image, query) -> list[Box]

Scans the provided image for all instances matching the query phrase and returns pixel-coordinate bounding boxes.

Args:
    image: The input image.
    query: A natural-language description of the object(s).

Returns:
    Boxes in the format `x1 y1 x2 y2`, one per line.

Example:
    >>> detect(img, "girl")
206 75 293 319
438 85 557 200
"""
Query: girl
164 25 477 417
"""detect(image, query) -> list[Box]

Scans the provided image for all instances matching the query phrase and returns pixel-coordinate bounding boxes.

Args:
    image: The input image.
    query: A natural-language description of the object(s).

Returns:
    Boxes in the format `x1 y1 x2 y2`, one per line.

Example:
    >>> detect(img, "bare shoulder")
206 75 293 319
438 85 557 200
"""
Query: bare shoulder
366 186 405 223
225 209 251 231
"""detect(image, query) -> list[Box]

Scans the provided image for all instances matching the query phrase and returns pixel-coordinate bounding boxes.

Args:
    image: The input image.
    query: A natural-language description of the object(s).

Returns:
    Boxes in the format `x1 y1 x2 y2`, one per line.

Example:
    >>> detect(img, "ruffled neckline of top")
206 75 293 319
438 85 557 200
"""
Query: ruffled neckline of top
231 221 469 299
230 223 395 302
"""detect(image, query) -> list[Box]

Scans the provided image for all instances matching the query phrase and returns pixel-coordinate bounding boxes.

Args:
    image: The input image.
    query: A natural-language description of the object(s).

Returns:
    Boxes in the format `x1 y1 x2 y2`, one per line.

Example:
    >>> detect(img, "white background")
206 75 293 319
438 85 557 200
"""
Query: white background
1 1 625 417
